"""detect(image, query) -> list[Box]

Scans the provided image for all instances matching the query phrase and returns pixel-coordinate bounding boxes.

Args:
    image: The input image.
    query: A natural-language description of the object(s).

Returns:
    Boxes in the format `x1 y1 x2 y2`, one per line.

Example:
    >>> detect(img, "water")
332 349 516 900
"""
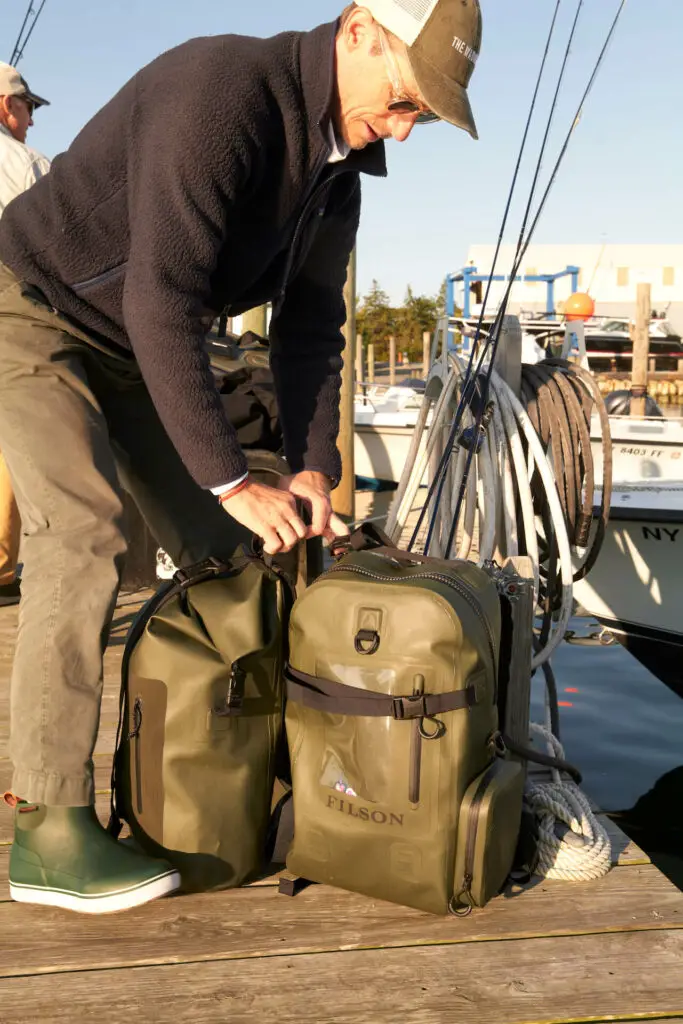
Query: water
353 489 683 889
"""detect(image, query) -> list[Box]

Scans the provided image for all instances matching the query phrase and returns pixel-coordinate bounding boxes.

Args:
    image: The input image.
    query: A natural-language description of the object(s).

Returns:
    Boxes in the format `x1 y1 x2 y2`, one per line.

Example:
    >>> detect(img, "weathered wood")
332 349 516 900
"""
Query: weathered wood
422 330 431 379
600 813 651 866
631 283 651 418
367 342 375 383
2 930 682 1024
0 864 679 977
332 248 356 519
355 332 364 389
502 555 534 763
495 315 523 398
389 334 396 386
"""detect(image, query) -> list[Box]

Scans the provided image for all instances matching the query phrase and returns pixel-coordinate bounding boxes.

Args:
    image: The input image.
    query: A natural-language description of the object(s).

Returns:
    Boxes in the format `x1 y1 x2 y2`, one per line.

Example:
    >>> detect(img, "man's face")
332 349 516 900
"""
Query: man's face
3 94 34 143
335 12 435 150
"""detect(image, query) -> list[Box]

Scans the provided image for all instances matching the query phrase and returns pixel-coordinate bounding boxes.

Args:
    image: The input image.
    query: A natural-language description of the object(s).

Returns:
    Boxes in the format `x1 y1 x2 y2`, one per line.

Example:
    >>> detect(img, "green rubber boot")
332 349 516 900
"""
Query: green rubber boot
6 798 180 914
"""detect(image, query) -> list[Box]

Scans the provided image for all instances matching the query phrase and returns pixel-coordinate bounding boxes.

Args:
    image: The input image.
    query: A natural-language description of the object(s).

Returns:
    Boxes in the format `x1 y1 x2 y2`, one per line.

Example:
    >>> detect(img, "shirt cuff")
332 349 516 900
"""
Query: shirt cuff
210 472 249 498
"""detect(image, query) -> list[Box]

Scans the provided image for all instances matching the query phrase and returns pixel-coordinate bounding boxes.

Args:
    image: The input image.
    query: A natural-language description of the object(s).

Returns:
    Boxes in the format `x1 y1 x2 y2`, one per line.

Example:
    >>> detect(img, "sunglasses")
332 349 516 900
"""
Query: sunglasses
377 26 440 126
18 96 35 117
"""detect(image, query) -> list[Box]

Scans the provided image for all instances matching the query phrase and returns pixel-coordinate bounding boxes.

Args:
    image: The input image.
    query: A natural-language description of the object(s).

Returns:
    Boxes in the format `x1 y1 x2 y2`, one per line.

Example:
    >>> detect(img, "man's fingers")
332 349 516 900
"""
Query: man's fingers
289 514 308 541
262 527 283 555
328 513 350 537
308 494 329 538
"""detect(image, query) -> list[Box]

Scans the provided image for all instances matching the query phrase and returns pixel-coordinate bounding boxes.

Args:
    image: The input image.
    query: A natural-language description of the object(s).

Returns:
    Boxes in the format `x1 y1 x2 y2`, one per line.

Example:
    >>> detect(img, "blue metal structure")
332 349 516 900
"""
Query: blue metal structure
447 264 580 320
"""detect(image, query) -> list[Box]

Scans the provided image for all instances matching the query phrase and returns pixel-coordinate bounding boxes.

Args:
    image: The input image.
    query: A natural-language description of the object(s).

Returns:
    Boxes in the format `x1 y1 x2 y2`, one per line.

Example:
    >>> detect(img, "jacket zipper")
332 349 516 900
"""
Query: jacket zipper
276 161 351 305
322 564 497 675
72 261 127 294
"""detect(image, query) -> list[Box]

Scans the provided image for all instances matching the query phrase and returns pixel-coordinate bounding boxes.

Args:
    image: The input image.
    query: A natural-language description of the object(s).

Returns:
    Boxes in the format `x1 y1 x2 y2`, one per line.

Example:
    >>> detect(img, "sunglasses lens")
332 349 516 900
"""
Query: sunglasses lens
416 111 441 125
388 99 420 114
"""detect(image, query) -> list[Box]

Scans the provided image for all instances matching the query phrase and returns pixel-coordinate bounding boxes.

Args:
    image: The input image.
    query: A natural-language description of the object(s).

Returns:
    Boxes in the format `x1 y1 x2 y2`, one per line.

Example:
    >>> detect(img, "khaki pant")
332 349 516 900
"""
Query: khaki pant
0 450 20 584
0 264 248 805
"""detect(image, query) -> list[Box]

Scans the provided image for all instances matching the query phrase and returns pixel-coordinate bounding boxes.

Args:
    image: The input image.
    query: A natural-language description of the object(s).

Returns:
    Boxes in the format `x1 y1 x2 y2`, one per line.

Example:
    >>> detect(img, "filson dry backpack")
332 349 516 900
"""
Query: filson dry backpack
109 551 293 892
284 527 526 916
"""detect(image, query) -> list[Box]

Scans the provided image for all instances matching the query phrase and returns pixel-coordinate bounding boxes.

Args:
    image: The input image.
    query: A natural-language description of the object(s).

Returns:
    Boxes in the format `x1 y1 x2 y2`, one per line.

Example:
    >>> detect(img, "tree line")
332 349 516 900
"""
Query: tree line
356 279 448 364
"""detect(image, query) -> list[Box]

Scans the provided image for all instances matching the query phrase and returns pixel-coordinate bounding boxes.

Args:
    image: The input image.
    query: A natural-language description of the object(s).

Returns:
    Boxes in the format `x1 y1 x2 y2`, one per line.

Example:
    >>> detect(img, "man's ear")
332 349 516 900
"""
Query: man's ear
340 6 376 54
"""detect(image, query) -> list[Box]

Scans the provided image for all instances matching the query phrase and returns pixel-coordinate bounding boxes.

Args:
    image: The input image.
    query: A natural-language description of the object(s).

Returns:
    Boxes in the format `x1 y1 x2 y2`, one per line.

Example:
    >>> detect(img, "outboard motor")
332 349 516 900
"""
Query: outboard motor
603 389 663 417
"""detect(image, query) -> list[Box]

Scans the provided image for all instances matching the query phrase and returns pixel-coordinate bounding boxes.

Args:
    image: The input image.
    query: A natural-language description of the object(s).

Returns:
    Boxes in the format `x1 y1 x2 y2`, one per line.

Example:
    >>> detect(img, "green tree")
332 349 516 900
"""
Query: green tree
356 280 394 362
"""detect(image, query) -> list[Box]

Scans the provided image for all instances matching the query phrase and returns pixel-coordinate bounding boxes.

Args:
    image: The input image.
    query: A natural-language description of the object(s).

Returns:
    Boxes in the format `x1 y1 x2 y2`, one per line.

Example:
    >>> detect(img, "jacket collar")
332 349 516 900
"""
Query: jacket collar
298 20 387 180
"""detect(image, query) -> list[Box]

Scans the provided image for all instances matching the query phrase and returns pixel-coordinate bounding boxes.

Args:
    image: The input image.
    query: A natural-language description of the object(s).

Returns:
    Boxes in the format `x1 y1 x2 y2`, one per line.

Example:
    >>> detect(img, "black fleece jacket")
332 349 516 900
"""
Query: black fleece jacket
0 21 386 488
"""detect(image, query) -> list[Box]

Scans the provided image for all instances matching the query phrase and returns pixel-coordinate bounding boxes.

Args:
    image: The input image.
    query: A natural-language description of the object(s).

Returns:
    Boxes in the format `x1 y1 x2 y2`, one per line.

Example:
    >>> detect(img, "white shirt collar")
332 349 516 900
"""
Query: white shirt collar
326 120 350 164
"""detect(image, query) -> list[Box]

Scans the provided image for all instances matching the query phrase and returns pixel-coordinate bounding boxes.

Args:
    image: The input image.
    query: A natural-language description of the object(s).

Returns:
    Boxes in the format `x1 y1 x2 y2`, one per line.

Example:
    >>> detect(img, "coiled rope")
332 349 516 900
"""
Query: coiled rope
527 724 612 880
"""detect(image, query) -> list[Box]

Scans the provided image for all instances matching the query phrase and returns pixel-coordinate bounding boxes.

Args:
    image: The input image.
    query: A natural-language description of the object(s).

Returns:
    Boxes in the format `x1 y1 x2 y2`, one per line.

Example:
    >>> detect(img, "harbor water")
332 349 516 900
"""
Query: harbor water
354 489 683 889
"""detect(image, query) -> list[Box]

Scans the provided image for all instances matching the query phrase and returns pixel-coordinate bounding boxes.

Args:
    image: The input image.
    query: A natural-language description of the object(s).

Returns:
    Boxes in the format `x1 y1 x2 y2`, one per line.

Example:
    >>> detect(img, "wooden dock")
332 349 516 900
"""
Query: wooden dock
1 591 683 1023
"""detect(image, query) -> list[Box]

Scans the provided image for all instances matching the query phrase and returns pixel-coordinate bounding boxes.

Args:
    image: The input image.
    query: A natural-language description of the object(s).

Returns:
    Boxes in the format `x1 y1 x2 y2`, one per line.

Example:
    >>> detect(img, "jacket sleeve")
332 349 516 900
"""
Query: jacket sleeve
268 176 361 486
122 88 261 489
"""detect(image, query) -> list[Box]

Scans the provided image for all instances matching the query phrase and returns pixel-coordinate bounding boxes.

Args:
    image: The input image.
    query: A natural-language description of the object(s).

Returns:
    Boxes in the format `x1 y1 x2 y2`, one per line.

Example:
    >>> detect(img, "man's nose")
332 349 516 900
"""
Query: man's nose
389 113 417 143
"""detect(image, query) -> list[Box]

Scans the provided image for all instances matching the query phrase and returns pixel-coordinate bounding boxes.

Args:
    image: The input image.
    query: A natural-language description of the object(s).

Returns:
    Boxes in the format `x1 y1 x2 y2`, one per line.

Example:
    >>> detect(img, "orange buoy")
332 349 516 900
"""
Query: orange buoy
564 292 595 321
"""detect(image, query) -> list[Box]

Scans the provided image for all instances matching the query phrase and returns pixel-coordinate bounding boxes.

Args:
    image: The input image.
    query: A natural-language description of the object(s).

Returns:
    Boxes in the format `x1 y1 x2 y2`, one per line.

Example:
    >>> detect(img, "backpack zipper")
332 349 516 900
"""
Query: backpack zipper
453 760 497 914
408 674 424 804
322 564 497 675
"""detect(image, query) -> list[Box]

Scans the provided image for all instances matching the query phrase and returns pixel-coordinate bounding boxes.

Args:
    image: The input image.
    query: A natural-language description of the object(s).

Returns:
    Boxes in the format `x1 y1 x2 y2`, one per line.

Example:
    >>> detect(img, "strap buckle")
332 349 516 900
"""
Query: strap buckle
392 695 428 720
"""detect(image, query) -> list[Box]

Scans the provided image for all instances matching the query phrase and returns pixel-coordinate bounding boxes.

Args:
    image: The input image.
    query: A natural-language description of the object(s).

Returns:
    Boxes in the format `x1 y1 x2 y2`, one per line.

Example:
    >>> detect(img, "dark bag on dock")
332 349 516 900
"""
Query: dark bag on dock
109 552 292 892
284 525 525 916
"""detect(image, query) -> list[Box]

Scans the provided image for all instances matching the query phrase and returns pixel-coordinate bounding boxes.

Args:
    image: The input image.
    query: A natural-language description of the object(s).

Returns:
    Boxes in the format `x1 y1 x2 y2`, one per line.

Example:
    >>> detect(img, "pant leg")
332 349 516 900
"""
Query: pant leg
0 450 20 584
0 272 127 806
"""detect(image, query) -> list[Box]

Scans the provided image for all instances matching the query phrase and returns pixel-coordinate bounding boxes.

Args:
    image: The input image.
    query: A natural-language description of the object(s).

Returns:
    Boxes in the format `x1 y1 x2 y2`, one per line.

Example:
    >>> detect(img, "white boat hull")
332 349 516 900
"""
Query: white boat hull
573 486 683 644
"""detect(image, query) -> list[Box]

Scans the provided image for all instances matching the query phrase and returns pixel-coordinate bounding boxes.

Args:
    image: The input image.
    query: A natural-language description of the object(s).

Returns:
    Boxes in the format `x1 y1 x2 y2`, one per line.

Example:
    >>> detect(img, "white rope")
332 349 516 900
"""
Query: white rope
525 723 612 881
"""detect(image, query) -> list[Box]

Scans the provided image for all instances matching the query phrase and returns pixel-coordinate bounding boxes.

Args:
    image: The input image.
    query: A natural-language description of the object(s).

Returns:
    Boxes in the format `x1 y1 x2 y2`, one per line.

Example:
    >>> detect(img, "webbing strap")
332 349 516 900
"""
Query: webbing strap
285 666 480 719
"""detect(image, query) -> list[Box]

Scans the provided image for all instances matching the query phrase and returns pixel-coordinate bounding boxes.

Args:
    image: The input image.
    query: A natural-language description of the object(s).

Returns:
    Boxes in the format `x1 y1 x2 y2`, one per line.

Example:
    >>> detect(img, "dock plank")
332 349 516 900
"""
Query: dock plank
0 864 680 978
1 930 682 1024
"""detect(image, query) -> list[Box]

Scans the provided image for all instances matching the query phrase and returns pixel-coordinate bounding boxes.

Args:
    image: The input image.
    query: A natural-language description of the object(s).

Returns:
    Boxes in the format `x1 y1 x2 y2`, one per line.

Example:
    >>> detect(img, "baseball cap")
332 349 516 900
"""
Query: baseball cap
0 62 50 109
360 0 482 139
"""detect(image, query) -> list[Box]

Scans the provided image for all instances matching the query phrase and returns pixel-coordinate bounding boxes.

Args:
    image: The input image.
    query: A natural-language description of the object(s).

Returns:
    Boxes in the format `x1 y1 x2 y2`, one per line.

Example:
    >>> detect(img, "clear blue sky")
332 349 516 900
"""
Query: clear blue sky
7 0 679 304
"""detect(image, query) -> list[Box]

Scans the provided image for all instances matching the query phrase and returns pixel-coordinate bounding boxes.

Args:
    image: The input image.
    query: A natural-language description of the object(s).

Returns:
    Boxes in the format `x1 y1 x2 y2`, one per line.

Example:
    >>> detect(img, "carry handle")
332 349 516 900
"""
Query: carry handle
329 521 462 568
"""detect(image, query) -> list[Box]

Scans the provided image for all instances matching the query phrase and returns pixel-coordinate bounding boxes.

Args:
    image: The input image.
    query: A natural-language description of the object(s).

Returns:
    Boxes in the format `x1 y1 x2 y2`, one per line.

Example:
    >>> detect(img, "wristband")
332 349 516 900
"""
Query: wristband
218 477 250 504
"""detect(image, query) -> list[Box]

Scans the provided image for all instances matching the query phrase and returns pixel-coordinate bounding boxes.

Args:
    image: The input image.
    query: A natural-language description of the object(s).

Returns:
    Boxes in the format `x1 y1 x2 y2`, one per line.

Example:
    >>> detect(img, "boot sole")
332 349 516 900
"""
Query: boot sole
9 869 181 914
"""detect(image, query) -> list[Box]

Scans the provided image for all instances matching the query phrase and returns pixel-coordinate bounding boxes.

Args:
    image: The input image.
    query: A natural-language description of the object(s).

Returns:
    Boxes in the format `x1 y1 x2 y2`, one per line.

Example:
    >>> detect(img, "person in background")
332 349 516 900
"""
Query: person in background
0 62 50 607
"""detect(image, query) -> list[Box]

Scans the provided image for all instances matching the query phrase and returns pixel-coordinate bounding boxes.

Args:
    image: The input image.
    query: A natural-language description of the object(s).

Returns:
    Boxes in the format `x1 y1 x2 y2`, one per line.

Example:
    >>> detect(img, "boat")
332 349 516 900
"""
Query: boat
572 482 683 699
354 383 683 489
457 314 683 373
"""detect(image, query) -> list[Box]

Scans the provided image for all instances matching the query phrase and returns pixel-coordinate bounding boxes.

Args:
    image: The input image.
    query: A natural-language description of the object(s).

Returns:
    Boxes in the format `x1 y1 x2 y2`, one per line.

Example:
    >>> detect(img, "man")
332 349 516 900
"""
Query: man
0 63 50 607
0 0 482 914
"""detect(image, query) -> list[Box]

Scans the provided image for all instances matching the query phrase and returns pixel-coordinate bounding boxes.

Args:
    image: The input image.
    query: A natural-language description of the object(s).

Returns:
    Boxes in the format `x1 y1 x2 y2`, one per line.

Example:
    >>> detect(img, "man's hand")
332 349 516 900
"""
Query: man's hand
277 470 350 544
221 479 308 555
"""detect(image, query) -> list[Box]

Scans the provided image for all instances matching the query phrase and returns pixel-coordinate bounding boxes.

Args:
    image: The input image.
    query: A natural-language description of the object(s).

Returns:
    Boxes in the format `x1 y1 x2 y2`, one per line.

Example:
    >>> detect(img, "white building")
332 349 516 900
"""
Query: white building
460 244 683 331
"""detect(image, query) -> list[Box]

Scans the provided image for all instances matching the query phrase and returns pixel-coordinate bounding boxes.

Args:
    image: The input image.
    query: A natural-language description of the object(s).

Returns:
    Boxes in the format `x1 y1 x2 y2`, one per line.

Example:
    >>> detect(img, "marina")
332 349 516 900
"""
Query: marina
1 1 681 1021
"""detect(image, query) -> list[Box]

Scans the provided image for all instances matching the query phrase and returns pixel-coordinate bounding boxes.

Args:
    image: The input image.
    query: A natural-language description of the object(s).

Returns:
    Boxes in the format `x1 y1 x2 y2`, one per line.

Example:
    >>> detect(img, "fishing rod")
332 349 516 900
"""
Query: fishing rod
408 0 564 552
439 0 592 556
421 0 586 557
9 0 49 66
421 0 628 558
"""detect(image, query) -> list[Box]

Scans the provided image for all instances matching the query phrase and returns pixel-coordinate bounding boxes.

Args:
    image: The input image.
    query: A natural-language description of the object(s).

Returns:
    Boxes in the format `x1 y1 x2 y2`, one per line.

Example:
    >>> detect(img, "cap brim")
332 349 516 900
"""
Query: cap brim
24 89 50 108
408 50 478 140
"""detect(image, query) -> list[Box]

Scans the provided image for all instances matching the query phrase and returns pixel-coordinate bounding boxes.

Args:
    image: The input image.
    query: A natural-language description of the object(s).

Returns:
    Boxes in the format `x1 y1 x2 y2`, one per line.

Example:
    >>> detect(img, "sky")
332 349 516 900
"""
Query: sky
5 0 680 305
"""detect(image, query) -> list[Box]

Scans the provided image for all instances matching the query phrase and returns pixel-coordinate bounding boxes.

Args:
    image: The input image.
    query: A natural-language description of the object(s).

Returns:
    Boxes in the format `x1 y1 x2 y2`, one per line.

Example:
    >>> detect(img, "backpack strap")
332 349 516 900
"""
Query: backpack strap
285 665 482 720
